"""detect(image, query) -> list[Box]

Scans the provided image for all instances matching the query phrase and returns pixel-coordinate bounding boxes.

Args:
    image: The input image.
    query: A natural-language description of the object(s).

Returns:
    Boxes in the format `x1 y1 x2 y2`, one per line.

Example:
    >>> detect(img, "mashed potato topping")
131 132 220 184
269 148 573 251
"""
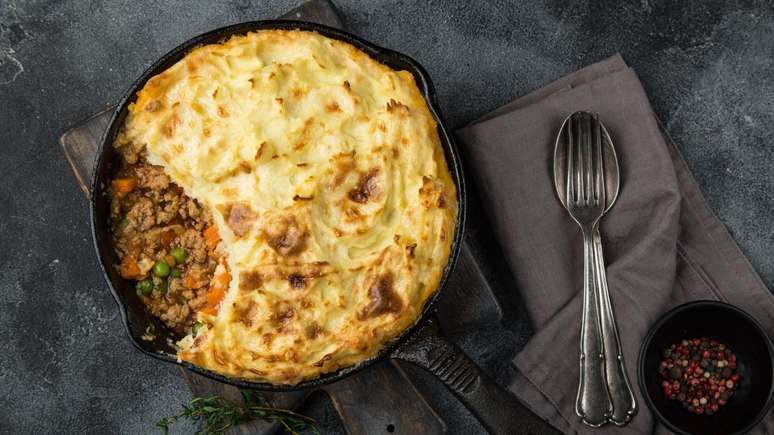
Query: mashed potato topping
116 30 457 384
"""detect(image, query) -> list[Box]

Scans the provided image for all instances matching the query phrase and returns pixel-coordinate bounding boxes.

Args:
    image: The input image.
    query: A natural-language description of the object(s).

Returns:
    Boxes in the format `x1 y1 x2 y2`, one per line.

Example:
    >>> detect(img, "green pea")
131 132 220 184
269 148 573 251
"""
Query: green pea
156 280 168 293
153 260 170 277
170 247 187 264
119 217 129 229
136 279 153 296
192 322 204 334
170 267 183 279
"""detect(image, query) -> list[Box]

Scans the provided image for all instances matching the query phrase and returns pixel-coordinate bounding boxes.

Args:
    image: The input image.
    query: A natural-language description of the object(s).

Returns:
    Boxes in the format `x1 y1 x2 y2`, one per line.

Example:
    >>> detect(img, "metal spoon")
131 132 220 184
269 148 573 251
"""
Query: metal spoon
553 111 637 427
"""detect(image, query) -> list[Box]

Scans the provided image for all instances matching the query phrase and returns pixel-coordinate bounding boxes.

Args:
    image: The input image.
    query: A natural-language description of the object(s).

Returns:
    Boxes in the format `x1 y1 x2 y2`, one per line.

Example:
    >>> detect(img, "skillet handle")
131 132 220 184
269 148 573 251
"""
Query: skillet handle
392 318 561 435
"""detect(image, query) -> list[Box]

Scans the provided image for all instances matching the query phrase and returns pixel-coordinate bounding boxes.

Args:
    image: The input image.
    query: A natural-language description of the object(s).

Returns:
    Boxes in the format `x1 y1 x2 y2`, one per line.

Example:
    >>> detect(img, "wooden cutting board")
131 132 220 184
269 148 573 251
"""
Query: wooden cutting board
60 1 502 433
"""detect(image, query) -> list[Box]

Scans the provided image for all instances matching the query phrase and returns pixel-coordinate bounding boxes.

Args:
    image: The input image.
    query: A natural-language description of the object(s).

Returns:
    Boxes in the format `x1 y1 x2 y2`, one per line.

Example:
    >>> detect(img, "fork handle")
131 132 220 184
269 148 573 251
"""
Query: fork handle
577 228 612 426
592 229 638 425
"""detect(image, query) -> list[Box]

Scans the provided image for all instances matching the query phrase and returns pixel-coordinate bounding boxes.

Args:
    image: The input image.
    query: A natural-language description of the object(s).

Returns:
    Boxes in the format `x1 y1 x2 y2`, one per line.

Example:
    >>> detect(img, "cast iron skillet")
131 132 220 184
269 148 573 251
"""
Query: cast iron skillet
91 20 556 435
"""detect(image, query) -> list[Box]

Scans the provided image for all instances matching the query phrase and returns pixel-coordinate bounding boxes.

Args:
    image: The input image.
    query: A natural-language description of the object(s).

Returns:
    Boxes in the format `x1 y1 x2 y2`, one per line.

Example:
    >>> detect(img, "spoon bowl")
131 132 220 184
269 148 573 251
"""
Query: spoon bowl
554 111 620 212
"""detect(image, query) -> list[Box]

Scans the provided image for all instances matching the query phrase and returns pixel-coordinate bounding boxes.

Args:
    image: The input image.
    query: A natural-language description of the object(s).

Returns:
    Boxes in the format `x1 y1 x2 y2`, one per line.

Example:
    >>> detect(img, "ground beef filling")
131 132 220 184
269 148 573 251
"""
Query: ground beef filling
110 146 218 333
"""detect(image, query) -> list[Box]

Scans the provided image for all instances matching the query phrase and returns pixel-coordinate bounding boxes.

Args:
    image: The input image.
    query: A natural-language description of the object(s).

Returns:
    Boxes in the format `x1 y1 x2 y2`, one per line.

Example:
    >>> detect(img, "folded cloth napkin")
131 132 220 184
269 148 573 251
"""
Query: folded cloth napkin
457 54 774 434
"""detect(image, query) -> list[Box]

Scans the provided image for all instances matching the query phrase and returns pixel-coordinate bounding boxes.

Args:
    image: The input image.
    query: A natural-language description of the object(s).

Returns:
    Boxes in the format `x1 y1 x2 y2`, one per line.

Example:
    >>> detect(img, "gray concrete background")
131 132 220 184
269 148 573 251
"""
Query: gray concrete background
2 0 774 434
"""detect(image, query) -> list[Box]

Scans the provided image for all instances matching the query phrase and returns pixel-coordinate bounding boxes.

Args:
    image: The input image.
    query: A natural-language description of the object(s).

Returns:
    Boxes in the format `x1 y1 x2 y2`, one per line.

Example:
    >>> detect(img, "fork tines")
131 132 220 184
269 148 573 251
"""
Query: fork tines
565 112 606 210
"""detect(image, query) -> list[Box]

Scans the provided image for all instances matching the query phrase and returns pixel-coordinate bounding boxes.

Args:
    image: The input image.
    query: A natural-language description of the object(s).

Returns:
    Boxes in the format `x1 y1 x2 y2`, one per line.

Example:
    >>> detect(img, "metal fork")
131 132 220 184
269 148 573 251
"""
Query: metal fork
556 111 637 427
565 112 613 427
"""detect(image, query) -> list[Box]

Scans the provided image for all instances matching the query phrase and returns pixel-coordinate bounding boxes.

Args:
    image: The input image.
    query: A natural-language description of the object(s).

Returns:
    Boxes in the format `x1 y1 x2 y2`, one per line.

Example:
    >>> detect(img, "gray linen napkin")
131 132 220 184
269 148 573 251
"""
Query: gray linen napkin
457 54 774 434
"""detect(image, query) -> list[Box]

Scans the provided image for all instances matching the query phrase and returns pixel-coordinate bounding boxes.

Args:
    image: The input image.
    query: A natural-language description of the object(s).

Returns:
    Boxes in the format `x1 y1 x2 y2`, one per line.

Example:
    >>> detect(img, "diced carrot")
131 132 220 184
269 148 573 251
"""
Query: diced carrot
212 271 230 290
164 254 176 267
201 306 218 316
203 226 220 250
112 178 137 193
119 256 142 279
207 287 226 306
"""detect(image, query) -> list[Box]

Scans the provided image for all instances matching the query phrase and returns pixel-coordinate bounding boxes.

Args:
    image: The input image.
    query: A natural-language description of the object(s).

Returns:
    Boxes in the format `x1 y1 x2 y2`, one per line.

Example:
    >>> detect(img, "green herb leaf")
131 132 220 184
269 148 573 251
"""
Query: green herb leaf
157 390 320 435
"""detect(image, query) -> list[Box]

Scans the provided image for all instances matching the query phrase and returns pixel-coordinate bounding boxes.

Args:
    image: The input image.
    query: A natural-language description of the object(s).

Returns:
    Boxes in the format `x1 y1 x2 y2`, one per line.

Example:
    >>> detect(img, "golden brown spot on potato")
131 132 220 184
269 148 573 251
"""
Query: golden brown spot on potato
343 206 362 221
248 368 266 377
213 349 227 366
285 349 298 362
348 169 381 203
377 122 387 132
255 141 267 160
186 60 197 73
287 273 307 289
358 273 403 319
144 100 161 112
275 97 283 104
146 76 161 88
419 176 446 209
314 353 332 367
239 162 252 173
161 114 180 138
296 162 308 167
333 228 343 237
264 215 308 257
223 202 257 237
268 72 276 80
393 148 400 158
343 80 351 90
221 187 237 198
217 106 229 117
330 152 355 188
438 191 447 208
394 234 401 243
293 118 315 150
262 333 274 346
212 88 219 98
270 306 295 327
239 271 262 291
248 78 255 88
312 55 326 69
300 299 312 309
293 194 313 201
202 127 211 137
305 322 323 339
386 98 409 113
234 300 258 327
326 101 341 113
292 87 303 98
406 243 417 258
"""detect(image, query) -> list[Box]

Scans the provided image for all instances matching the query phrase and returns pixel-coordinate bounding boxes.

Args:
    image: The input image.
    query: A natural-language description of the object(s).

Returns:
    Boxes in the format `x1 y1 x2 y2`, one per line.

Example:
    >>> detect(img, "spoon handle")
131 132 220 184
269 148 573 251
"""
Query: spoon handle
593 229 637 425
576 228 613 427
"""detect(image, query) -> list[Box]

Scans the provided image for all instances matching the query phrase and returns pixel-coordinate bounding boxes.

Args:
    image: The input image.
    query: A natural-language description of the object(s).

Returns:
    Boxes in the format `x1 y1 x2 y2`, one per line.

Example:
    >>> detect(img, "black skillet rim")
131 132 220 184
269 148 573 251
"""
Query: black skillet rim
637 300 774 435
90 20 466 391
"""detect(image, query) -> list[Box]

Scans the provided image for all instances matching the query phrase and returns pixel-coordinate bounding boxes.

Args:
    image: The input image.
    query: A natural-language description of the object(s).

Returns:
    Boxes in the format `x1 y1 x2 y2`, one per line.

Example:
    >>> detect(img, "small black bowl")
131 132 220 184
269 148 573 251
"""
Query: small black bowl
638 300 774 435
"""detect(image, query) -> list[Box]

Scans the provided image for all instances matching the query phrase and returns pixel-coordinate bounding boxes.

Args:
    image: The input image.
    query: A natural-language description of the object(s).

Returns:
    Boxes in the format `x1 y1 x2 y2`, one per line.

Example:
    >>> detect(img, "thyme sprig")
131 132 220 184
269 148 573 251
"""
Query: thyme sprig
157 390 320 435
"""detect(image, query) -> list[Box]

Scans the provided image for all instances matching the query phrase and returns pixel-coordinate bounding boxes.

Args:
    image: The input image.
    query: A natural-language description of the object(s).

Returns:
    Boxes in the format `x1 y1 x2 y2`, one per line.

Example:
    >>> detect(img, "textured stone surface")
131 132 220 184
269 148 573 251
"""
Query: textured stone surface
2 0 774 434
